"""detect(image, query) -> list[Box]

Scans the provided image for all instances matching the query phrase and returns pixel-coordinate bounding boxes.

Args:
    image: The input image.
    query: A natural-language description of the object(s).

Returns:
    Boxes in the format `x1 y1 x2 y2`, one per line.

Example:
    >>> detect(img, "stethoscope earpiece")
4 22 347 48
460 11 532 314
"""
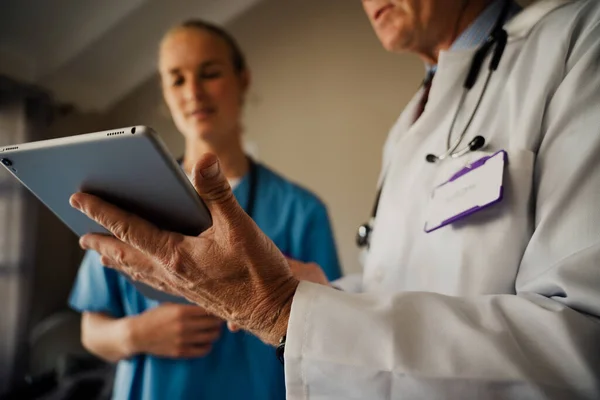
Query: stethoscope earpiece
469 136 486 151
426 154 438 163
426 135 486 163
450 135 487 159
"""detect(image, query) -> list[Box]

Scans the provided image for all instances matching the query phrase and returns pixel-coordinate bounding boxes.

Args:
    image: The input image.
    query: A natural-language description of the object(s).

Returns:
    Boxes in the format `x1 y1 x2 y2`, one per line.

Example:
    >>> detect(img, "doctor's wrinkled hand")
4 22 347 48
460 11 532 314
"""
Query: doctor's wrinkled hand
69 153 299 345
228 258 330 333
286 258 330 287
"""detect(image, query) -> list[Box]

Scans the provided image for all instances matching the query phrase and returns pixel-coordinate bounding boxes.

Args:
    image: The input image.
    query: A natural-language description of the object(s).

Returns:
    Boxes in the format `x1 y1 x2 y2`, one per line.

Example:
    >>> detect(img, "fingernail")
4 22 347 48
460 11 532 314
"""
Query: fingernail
79 236 89 249
70 197 81 211
200 162 220 178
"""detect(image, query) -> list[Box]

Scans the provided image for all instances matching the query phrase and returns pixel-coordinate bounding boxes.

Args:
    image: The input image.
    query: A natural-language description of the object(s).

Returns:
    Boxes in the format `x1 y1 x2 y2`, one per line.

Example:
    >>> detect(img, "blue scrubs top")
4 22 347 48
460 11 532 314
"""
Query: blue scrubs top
69 162 342 400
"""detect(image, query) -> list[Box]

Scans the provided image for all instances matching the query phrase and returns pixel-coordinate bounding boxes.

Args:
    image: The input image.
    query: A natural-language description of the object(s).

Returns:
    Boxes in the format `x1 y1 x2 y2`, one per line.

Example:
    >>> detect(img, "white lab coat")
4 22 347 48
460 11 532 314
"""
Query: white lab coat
285 0 600 398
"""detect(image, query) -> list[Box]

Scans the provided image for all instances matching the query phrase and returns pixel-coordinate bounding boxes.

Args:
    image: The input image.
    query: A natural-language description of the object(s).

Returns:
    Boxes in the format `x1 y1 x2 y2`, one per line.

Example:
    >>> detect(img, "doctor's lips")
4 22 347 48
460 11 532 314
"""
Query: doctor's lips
374 4 394 21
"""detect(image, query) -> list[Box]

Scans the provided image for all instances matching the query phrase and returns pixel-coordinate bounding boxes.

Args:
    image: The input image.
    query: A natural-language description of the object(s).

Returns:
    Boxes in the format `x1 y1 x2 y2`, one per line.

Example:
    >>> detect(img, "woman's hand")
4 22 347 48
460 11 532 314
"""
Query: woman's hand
127 304 222 358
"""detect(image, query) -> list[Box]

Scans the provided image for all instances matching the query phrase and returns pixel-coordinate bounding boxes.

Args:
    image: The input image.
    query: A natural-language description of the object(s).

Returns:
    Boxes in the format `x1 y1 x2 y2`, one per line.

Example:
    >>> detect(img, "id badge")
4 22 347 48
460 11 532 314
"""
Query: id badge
424 150 507 233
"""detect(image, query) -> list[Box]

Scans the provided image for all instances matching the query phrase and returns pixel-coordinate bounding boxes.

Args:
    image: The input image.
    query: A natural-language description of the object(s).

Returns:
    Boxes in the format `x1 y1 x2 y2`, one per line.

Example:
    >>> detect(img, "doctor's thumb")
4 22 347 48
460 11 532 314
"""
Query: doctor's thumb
190 153 242 221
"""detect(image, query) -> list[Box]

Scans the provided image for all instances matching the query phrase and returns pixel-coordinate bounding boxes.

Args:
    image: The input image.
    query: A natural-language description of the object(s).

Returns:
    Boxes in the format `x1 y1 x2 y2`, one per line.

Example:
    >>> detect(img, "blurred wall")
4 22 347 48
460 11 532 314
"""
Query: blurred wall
106 0 424 275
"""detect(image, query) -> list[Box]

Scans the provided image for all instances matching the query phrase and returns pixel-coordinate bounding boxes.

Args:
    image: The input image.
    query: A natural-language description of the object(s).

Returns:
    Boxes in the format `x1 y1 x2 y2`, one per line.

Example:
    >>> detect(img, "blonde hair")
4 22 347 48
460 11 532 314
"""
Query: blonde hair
161 20 248 74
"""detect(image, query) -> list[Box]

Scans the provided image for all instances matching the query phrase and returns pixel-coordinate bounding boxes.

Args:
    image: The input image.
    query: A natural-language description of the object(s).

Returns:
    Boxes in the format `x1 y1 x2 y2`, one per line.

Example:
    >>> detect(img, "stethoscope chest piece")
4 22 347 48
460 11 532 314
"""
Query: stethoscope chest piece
356 222 372 249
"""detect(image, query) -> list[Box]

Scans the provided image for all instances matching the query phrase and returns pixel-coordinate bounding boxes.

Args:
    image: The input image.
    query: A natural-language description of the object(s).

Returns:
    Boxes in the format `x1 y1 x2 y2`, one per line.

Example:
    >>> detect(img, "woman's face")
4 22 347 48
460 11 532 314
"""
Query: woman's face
159 28 249 147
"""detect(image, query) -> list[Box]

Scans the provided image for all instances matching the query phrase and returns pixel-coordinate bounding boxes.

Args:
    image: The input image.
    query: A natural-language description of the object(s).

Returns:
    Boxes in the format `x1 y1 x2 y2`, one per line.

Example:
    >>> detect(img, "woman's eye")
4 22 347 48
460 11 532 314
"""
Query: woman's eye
172 76 184 87
200 71 222 80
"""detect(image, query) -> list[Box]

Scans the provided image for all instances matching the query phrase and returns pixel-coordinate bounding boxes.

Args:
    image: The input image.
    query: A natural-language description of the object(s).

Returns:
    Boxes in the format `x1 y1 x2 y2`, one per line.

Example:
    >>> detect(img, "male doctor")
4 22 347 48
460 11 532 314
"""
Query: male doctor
71 0 600 398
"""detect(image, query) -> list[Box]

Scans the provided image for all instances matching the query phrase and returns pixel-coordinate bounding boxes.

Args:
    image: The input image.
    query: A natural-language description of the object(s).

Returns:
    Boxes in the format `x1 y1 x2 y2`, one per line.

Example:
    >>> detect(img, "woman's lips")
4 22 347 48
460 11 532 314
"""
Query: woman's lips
188 108 216 121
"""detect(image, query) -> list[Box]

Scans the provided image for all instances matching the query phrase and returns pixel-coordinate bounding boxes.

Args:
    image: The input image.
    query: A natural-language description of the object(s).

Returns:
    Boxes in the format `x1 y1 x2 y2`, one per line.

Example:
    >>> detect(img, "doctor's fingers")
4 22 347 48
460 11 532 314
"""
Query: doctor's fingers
82 234 177 292
71 192 189 271
189 154 249 230
81 233 153 275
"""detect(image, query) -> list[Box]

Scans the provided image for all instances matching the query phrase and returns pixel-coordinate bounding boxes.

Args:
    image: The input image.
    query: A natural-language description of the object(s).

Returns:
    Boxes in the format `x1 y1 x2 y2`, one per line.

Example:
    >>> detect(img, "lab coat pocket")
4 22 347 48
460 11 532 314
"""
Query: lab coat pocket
454 148 535 228
452 148 536 294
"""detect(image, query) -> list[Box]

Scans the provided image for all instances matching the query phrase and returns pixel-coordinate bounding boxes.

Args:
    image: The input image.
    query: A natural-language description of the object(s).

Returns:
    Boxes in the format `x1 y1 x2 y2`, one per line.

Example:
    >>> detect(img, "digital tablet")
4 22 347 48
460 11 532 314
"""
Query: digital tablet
0 125 211 303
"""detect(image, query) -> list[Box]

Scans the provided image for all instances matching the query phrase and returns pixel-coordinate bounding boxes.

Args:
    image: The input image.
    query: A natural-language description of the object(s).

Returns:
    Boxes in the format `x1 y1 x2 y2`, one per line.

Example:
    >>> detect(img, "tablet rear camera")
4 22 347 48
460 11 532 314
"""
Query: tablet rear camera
131 127 136 134
1 158 12 167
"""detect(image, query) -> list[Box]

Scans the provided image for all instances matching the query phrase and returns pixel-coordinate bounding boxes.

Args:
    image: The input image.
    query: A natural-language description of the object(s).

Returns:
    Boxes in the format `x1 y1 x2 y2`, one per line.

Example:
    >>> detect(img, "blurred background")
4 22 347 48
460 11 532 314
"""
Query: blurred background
0 0 535 397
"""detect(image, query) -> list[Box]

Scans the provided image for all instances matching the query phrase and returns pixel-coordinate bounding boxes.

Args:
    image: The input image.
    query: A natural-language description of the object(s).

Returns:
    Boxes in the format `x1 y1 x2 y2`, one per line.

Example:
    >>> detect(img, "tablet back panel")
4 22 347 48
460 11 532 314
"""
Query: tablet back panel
0 126 211 238
0 126 210 303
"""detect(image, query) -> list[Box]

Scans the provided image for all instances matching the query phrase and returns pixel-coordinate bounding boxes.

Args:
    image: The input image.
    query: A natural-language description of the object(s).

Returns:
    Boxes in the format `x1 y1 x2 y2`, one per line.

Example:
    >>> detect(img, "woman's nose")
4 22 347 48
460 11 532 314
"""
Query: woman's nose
183 78 206 101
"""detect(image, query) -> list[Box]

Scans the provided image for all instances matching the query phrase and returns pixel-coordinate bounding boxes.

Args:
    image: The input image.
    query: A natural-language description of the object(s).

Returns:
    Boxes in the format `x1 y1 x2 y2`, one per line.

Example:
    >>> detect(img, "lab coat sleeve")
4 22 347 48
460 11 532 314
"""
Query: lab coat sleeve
284 21 600 400
331 273 363 293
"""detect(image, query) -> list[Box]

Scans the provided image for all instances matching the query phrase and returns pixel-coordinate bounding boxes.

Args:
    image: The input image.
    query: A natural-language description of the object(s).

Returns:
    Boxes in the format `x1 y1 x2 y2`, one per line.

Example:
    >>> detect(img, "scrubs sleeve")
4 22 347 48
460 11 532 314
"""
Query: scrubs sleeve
69 250 125 318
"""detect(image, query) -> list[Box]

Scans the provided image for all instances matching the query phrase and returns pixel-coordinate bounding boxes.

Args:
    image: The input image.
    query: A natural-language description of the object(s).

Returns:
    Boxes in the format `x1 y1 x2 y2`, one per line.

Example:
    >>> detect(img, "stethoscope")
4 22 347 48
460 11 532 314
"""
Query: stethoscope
356 0 511 249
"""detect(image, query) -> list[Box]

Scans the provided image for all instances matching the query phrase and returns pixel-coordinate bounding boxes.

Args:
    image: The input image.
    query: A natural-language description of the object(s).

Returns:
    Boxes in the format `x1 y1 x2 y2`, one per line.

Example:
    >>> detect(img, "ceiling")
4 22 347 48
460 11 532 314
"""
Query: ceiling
0 0 263 111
